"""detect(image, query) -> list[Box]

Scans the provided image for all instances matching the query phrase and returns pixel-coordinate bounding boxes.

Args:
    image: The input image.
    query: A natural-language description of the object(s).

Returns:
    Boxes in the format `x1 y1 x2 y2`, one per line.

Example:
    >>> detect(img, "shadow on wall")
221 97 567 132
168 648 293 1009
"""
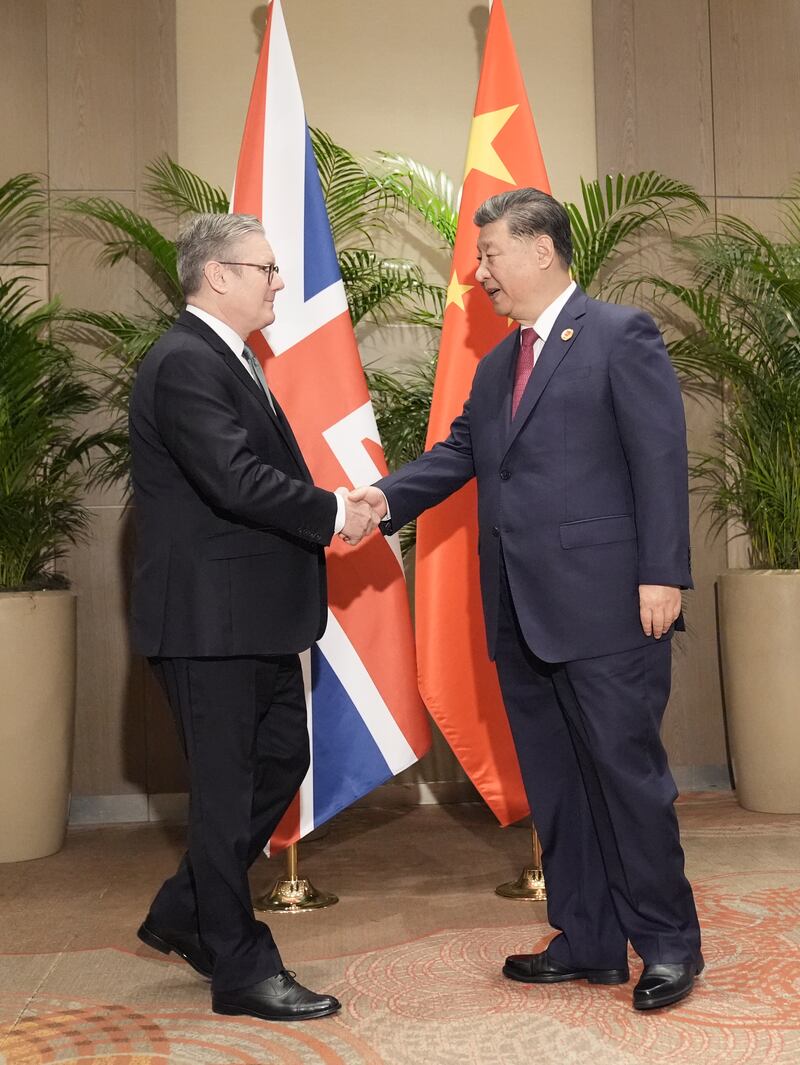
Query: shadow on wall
251 5 268 52
469 5 490 79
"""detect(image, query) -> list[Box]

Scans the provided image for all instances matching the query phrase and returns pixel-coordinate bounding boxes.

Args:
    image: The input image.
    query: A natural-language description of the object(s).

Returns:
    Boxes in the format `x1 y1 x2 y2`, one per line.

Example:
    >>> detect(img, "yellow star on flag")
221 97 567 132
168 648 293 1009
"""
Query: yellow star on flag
446 270 473 311
463 105 518 184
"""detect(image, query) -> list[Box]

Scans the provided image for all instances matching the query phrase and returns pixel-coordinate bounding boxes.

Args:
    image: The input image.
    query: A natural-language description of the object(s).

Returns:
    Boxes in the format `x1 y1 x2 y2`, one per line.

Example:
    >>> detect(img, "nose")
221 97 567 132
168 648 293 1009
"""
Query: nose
272 272 285 292
475 260 489 283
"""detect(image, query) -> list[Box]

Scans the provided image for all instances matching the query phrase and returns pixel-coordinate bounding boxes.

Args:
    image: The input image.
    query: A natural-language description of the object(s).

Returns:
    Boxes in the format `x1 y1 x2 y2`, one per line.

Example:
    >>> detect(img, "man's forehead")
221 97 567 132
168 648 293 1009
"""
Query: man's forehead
477 219 512 251
237 230 274 259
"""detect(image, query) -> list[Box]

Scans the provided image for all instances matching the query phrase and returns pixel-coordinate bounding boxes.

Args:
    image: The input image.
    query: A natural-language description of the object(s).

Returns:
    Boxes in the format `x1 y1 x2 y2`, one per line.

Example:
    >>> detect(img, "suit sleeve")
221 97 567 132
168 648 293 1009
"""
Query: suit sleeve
608 310 693 589
153 349 337 545
376 395 476 534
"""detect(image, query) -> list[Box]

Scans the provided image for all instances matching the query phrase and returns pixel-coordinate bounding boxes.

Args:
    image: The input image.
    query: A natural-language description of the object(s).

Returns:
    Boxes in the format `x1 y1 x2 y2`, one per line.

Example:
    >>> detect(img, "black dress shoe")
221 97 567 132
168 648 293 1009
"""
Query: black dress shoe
137 918 214 979
633 954 705 1011
503 950 629 985
212 971 341 1022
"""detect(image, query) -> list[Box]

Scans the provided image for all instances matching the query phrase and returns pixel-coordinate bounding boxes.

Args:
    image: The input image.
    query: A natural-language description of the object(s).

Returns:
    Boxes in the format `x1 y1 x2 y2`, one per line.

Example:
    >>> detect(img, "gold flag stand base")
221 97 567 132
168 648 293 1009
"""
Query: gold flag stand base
496 826 547 902
495 865 547 901
254 843 338 913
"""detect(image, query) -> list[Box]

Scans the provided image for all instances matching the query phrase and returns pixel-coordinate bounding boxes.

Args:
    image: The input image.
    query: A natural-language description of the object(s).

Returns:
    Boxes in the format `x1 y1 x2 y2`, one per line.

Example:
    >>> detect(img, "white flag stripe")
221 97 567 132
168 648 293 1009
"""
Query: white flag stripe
257 0 348 356
259 0 306 345
265 282 349 357
322 402 403 569
318 610 418 775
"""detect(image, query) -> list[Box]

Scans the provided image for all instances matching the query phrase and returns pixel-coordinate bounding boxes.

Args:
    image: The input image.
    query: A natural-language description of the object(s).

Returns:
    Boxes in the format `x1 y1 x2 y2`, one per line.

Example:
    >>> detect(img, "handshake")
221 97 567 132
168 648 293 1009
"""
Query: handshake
335 485 388 546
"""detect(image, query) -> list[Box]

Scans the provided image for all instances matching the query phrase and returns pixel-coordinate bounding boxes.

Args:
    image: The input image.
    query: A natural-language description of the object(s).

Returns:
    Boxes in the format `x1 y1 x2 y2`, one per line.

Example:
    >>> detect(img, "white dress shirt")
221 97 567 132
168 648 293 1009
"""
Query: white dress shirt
521 279 577 364
184 305 345 533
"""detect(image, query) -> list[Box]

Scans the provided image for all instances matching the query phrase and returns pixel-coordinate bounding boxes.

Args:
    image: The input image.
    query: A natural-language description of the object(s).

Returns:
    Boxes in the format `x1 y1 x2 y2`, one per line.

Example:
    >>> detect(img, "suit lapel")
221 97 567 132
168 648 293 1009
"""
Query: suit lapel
484 330 519 430
177 311 310 475
267 392 312 478
502 289 588 459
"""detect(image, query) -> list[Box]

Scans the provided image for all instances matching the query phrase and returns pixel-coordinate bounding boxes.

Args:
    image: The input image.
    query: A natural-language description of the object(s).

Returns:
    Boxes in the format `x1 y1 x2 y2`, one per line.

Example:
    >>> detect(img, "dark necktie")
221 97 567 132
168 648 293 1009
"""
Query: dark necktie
243 345 276 414
511 327 538 419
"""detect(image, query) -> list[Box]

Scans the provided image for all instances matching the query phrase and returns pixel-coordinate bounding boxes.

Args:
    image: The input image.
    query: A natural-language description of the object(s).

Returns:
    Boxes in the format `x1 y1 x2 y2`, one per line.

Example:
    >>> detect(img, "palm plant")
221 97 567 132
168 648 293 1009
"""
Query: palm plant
640 189 800 569
0 175 103 591
565 171 708 293
60 157 209 486
313 133 442 327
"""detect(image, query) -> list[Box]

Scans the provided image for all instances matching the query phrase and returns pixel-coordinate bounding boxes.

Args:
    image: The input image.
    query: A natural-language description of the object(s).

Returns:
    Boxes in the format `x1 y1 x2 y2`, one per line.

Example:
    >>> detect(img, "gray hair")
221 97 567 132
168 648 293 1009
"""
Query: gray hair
176 213 266 296
474 188 573 268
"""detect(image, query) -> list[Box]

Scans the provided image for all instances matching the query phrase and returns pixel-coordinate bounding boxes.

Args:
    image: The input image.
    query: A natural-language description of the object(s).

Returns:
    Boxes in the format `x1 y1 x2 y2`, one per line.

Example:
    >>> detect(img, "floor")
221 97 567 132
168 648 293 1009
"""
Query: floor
1 794 799 1064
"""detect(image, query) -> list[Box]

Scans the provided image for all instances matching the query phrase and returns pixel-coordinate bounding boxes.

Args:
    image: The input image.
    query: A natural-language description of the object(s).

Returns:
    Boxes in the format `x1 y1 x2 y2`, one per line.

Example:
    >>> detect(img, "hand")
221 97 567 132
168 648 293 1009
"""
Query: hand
639 584 681 639
348 485 388 521
336 487 379 546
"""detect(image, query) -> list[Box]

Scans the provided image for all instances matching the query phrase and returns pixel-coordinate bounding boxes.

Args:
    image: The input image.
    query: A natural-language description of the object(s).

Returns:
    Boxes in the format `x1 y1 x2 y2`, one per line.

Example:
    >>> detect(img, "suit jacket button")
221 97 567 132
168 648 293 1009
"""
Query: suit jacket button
492 526 500 537
500 469 510 481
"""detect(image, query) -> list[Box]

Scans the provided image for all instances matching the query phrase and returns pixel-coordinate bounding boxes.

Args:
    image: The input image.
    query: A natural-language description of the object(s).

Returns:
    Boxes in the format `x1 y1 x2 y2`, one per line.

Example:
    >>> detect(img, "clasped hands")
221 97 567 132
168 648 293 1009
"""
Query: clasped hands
335 485 388 546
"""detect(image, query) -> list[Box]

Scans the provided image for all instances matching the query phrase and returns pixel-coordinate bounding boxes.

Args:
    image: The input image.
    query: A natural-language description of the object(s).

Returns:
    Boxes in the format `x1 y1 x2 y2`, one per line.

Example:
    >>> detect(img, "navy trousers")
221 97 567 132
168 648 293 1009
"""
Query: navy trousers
148 654 309 991
494 571 701 968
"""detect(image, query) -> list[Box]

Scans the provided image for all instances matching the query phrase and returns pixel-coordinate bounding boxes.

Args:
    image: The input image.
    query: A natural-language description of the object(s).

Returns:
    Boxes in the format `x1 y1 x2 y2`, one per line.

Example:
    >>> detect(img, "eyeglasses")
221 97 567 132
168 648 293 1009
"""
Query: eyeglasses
218 261 280 283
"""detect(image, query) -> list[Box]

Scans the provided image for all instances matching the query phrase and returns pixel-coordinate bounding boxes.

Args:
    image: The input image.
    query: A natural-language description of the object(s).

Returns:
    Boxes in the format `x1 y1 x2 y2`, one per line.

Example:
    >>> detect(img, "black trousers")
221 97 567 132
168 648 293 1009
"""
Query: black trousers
494 571 701 968
148 654 309 991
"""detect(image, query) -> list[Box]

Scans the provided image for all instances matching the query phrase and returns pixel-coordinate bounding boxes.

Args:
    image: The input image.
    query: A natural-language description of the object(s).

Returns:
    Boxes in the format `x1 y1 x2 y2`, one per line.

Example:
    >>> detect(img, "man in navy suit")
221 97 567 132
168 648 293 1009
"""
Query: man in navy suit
351 188 703 1010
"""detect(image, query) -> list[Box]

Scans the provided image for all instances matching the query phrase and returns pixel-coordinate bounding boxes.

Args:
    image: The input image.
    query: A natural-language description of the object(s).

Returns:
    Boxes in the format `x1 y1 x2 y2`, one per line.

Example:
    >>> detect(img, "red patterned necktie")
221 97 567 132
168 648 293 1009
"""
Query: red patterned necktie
511 327 538 419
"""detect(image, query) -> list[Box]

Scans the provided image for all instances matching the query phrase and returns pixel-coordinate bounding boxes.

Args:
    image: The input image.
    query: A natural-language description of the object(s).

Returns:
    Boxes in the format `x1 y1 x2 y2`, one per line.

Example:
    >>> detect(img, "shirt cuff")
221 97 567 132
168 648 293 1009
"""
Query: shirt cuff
333 492 346 535
378 489 391 522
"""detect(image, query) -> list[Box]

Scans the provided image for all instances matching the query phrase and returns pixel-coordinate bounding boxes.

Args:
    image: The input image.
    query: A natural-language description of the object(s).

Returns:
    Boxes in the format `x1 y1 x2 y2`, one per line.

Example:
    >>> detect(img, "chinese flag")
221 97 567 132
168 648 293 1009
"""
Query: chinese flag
415 0 550 825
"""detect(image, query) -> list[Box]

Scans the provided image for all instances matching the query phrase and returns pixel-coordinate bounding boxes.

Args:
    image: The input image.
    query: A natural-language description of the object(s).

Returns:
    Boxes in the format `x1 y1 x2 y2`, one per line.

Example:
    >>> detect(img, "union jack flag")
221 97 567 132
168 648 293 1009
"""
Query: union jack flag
231 0 430 848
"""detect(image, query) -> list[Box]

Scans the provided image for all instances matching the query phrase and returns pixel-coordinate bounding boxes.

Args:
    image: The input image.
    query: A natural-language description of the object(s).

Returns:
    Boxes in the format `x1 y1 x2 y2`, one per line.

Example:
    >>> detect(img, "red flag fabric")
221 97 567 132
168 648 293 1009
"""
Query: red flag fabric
415 0 550 825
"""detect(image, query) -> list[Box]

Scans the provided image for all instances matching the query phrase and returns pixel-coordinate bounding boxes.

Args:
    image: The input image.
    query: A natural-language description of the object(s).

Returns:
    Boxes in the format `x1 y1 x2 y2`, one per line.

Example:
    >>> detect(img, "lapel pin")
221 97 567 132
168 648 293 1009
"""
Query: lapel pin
561 328 574 341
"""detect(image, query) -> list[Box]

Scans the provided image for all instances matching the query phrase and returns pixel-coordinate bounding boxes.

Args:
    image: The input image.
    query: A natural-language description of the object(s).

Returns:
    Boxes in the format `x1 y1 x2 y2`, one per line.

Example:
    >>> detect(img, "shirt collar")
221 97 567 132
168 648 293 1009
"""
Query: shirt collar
522 280 577 343
185 304 245 358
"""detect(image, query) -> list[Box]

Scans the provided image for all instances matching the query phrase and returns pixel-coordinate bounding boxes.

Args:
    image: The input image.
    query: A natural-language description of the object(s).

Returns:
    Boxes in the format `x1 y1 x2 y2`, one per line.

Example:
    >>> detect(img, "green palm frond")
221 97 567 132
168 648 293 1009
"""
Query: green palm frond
61 307 175 368
399 284 448 330
144 155 229 216
59 307 176 491
366 356 438 555
0 275 103 589
643 188 800 568
366 358 437 470
310 128 395 246
0 173 46 264
61 196 180 302
377 152 458 247
567 171 708 293
339 249 443 326
781 176 800 245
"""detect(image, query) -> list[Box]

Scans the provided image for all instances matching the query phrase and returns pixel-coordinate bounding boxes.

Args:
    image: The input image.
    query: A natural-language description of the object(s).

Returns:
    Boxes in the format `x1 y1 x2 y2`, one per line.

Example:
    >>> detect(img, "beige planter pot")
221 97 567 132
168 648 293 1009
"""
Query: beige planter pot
718 570 800 814
0 589 77 861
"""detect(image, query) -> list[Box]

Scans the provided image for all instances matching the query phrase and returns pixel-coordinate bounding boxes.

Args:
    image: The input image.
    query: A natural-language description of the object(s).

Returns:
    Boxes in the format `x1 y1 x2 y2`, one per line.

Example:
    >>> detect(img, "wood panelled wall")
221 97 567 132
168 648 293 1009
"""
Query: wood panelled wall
593 0 800 777
0 0 182 818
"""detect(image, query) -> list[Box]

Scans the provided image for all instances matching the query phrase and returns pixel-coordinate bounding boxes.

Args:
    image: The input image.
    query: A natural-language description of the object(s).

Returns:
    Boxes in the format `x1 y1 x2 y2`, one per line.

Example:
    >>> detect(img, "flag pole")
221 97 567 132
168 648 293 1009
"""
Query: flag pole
255 843 339 912
495 824 547 901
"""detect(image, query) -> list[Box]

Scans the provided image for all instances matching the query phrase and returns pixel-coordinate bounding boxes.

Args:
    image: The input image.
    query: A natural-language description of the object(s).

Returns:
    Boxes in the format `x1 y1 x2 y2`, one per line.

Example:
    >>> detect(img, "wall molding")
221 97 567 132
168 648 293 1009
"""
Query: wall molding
68 770 732 826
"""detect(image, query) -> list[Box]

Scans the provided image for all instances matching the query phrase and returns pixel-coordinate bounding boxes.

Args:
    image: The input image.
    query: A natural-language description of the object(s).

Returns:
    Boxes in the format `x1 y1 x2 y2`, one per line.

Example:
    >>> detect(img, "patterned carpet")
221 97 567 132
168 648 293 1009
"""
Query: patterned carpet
1 796 799 1064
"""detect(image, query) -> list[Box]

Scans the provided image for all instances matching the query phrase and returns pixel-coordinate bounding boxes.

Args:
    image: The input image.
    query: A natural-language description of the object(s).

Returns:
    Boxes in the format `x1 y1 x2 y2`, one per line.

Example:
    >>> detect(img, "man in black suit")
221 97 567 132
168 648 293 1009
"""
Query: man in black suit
129 213 375 1021
351 189 703 1011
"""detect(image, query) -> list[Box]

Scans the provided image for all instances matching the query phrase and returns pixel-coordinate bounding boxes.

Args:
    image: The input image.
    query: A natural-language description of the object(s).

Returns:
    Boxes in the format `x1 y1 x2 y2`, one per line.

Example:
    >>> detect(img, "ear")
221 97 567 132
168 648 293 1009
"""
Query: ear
203 260 228 295
534 234 556 269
